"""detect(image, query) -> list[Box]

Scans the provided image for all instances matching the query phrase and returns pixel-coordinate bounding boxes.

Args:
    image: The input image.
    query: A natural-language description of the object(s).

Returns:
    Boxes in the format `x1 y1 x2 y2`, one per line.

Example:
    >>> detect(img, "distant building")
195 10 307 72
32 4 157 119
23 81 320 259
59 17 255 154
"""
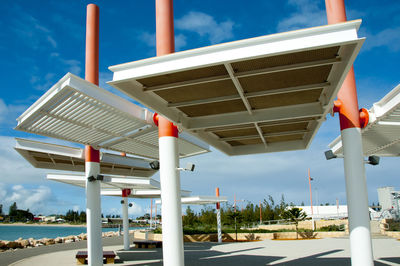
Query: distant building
378 187 400 210
295 205 379 220
378 187 400 219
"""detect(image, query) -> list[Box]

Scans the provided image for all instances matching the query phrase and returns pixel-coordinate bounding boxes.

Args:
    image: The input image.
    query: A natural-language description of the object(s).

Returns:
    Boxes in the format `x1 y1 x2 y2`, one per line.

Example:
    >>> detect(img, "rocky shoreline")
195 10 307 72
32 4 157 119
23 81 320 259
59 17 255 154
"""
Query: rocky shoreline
0 230 128 252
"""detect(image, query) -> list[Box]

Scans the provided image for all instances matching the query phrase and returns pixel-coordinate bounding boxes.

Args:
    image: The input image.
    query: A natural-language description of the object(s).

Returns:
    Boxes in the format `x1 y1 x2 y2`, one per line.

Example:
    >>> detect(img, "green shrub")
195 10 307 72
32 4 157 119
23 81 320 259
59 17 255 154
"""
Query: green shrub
318 225 344 231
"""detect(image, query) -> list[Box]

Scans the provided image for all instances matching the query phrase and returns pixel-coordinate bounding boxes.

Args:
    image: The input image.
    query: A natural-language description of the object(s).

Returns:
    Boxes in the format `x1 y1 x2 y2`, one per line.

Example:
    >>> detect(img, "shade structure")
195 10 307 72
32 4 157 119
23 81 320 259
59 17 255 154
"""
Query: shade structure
109 21 364 156
47 173 160 190
15 73 209 159
101 189 191 198
155 196 228 205
15 138 157 177
330 84 400 156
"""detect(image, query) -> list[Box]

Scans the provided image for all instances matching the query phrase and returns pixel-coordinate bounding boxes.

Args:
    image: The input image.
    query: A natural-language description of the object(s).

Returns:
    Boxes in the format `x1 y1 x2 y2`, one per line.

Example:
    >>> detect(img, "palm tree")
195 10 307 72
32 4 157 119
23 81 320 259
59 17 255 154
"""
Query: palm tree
281 207 307 239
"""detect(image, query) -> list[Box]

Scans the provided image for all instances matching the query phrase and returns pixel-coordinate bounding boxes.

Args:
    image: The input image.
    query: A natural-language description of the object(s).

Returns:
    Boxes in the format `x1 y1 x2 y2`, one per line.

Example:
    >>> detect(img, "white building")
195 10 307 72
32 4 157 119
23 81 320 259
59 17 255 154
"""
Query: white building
294 205 379 220
378 187 400 210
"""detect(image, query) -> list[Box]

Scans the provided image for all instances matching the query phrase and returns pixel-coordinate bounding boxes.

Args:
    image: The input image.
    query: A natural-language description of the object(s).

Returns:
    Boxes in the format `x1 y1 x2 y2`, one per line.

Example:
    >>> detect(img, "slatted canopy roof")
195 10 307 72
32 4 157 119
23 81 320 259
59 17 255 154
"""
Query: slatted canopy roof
329 84 400 156
101 189 191 198
15 73 209 159
47 173 160 190
155 196 228 205
15 138 157 177
109 21 364 156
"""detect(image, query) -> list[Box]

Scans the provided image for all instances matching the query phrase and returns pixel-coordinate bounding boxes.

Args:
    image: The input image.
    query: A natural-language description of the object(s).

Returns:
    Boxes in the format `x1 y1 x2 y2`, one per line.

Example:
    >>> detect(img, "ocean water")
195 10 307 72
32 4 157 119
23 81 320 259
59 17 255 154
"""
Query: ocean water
0 225 142 241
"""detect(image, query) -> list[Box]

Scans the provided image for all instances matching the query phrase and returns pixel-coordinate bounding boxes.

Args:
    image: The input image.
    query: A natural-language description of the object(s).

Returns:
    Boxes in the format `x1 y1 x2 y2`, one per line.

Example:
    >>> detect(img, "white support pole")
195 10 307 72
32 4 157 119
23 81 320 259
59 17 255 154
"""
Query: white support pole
122 196 129 251
155 0 184 265
217 209 222 243
159 135 184 266
216 187 222 243
85 147 102 266
325 1 374 265
342 128 373 265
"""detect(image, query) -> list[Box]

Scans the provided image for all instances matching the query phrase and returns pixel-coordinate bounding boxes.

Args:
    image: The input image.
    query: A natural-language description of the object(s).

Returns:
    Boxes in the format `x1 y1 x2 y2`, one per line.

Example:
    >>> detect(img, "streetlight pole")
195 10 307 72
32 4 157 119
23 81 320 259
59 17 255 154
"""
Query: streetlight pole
308 168 315 231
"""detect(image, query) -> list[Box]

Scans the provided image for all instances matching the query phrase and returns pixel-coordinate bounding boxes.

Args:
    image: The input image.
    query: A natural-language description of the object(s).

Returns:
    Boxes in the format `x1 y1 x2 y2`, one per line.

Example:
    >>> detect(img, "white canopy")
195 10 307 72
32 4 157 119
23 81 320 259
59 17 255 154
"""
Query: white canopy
15 73 209 159
156 196 228 205
47 173 160 190
109 20 364 156
15 138 157 177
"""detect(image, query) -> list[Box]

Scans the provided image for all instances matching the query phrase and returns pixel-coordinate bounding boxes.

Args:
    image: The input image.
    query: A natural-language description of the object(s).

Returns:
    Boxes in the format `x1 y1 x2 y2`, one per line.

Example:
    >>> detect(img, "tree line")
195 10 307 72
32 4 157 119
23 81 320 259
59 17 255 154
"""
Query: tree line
183 195 291 228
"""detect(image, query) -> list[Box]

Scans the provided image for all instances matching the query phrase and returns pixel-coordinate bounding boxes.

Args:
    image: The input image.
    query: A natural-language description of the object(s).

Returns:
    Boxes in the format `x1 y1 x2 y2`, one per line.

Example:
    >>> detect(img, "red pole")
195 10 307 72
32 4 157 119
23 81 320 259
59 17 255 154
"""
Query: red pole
308 168 313 215
216 187 220 210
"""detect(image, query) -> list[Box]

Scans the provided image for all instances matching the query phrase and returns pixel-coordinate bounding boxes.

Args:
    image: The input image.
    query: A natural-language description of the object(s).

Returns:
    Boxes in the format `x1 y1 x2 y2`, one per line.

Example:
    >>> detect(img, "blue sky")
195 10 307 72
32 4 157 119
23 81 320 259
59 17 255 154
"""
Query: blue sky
0 0 399 217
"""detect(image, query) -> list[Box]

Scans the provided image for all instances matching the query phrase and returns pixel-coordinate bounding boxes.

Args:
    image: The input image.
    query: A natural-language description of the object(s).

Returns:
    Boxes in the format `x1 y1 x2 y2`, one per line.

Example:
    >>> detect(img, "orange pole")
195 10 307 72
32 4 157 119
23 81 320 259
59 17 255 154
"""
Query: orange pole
308 168 313 215
154 0 178 137
216 187 220 209
326 0 360 130
84 3 100 162
85 4 99 86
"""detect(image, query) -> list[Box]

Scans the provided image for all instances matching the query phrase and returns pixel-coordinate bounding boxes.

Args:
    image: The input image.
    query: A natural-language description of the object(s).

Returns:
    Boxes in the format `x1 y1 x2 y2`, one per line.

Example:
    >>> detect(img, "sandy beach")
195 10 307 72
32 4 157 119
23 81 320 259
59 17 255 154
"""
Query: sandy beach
0 223 86 227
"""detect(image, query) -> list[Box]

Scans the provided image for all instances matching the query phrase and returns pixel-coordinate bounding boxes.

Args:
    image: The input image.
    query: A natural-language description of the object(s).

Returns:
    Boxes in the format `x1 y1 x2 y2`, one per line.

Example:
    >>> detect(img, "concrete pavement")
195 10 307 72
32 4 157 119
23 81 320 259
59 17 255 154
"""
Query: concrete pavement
6 237 400 266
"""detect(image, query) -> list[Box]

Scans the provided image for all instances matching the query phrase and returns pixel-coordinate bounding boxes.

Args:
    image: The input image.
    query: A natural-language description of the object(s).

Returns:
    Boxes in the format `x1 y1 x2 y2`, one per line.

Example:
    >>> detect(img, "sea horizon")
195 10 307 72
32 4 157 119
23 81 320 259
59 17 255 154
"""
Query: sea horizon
0 225 145 241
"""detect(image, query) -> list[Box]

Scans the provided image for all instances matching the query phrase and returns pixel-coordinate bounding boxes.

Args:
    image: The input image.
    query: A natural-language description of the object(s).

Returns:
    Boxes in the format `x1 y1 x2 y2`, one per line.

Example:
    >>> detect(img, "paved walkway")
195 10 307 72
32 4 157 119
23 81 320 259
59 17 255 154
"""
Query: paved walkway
5 238 400 266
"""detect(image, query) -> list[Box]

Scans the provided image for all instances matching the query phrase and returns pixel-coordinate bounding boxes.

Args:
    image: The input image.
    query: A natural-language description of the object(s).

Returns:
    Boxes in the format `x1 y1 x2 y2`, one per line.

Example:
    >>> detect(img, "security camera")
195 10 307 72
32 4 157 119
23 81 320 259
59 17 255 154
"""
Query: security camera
367 155 380 166
129 203 133 207
96 174 104 181
121 200 125 204
87 175 96 182
324 150 337 160
185 163 195 172
149 161 160 170
177 162 195 172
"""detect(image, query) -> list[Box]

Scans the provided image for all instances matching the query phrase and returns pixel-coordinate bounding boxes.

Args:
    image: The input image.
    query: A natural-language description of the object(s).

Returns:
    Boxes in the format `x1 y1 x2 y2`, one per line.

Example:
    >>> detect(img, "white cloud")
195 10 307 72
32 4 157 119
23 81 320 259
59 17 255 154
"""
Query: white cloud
128 201 144 216
29 56 82 91
139 32 187 51
175 11 234 44
276 0 326 32
175 34 187 51
10 4 57 51
139 32 156 48
362 27 400 52
61 59 81 75
0 99 28 127
0 136 49 184
105 201 143 218
0 183 61 215
8 185 52 213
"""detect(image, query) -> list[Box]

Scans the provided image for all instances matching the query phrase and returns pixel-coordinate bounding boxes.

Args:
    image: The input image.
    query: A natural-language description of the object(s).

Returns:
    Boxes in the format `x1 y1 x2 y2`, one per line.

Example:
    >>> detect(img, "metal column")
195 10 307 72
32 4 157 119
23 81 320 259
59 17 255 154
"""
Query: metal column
84 4 102 266
325 1 373 265
216 187 222 243
122 189 131 251
155 1 184 265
